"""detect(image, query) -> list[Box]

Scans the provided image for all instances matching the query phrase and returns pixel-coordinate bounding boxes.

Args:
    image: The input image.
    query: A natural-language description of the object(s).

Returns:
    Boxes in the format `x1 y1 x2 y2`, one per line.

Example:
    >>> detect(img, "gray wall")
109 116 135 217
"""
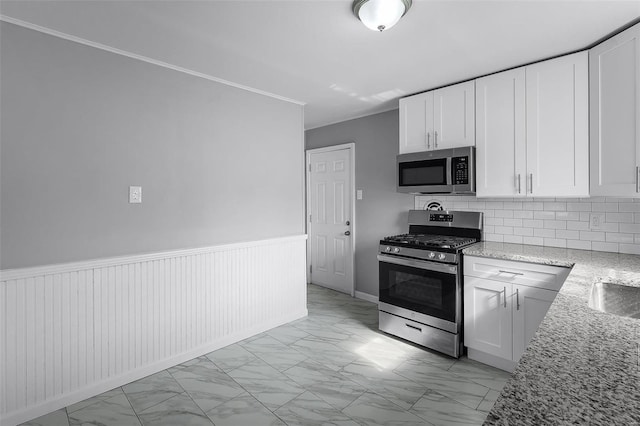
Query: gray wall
0 22 305 269
305 110 414 297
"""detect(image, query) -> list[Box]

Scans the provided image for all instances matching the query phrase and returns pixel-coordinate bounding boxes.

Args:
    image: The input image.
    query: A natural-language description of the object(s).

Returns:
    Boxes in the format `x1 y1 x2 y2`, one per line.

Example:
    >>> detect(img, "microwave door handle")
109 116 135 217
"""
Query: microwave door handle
446 158 452 185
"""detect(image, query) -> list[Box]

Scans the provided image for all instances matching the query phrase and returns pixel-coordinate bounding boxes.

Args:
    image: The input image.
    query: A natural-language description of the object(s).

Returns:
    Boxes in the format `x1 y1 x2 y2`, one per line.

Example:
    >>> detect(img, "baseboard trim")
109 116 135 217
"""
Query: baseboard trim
355 291 378 305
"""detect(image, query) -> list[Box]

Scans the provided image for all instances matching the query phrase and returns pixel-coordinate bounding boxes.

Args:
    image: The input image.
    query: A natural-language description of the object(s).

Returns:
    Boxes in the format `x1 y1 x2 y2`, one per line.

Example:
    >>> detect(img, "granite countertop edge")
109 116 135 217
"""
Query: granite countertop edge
461 242 640 426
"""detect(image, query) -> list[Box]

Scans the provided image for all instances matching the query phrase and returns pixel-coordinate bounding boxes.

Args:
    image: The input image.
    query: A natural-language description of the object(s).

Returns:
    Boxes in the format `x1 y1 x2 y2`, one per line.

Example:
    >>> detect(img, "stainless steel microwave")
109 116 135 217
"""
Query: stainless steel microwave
397 146 475 194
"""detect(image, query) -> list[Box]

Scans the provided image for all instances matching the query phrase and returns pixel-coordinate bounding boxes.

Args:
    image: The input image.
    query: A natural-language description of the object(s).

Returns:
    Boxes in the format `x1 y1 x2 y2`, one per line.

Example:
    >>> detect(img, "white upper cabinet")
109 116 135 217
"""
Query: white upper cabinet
433 81 476 150
475 51 589 198
590 22 640 197
399 81 475 154
476 68 526 197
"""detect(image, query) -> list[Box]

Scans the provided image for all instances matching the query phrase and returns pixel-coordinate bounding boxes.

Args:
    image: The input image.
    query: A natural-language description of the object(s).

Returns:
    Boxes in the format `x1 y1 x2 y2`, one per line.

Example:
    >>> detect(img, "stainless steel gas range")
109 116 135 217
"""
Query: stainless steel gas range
377 210 483 358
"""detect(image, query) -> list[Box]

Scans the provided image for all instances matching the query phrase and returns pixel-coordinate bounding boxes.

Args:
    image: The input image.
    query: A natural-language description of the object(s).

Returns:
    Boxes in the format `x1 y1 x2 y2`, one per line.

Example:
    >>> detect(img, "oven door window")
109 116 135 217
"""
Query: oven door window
379 260 456 323
399 158 448 187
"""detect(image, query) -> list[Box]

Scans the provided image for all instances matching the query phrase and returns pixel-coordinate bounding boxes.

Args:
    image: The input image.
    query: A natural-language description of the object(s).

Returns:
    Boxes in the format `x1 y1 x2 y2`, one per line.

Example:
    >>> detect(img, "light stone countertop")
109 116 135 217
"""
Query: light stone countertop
462 242 640 426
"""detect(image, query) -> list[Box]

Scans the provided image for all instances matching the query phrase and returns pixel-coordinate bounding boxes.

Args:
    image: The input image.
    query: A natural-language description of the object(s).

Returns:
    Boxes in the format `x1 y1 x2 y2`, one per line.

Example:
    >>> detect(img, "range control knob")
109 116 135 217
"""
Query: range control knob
438 253 446 260
385 246 391 252
393 247 400 253
428 252 436 259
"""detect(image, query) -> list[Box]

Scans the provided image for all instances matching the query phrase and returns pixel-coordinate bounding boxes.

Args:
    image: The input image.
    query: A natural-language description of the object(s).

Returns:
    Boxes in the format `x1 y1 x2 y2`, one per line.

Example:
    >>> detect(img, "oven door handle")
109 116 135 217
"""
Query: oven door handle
377 254 457 274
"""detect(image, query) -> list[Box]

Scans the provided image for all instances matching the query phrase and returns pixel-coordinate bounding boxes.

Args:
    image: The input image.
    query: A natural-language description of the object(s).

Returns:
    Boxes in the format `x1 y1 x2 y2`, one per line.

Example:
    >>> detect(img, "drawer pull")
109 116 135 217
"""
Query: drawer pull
405 323 422 332
498 270 524 276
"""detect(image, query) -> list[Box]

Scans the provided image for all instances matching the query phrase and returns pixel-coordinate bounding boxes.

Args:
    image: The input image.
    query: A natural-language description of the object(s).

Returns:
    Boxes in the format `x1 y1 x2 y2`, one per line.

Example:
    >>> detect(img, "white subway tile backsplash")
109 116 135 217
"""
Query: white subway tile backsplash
485 217 504 226
514 227 534 237
543 202 567 211
543 220 567 230
495 226 514 235
620 244 640 255
556 230 580 240
534 228 556 238
513 210 534 219
503 218 523 227
556 211 580 221
605 212 634 223
619 203 640 212
534 211 556 220
592 203 619 212
523 219 544 228
567 240 592 250
523 236 544 245
495 210 514 218
580 231 605 242
592 242 619 252
606 232 635 243
567 202 592 211
620 223 640 233
414 195 640 255
544 238 567 248
567 221 590 231
503 235 524 244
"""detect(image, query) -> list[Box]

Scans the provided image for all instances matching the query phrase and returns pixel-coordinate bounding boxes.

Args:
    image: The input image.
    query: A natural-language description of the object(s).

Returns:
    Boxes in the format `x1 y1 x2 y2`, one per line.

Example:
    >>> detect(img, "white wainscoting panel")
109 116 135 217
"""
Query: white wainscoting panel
0 235 308 426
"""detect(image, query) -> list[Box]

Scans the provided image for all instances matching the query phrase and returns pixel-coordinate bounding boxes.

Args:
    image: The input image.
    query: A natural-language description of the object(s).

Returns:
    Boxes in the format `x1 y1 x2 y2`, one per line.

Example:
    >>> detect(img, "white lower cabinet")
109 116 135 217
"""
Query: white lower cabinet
463 256 569 372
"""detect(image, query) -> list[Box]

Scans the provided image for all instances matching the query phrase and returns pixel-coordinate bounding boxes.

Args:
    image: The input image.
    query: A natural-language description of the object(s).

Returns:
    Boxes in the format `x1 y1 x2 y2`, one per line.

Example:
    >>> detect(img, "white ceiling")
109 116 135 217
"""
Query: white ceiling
2 1 639 130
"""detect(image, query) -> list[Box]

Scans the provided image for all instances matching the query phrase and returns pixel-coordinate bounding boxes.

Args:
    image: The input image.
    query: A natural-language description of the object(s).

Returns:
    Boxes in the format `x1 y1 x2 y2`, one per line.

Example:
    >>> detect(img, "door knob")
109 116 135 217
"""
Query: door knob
346 220 350 226
344 231 351 236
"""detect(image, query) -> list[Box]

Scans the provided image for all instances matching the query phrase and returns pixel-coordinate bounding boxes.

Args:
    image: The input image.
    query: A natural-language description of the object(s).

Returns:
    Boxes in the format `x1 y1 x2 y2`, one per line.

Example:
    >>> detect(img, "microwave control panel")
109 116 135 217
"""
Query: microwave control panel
452 156 469 185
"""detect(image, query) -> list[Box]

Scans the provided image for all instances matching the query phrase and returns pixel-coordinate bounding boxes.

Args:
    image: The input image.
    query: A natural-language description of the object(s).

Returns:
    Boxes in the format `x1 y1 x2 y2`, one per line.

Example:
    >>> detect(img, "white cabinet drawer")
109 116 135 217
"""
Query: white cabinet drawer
463 255 570 291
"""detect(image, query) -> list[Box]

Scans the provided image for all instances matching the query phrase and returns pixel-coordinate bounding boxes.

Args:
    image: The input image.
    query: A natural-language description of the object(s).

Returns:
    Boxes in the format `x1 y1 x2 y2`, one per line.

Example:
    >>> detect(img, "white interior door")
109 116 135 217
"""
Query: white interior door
307 144 354 295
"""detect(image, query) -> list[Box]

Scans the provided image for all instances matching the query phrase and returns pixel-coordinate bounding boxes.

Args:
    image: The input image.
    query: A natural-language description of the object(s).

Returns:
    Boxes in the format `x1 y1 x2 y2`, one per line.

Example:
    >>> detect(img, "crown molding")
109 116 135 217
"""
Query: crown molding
0 15 306 106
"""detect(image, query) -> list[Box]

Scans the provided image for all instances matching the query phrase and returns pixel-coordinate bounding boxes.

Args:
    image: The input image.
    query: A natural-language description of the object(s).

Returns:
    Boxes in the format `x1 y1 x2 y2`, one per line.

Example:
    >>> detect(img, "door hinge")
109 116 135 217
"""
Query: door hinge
309 214 312 222
309 265 312 273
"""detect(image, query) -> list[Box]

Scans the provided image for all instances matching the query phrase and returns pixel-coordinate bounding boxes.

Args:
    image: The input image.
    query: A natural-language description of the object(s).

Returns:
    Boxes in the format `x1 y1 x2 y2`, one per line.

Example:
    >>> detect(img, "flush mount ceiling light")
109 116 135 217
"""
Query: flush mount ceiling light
352 0 412 32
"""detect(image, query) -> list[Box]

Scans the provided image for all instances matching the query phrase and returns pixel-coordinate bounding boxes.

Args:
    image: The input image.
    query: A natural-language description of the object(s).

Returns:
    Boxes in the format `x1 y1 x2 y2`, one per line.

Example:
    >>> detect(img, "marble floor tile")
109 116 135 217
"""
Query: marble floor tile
410 390 489 426
476 389 501 413
66 388 124 414
394 361 490 410
205 393 286 426
274 391 360 426
68 393 141 426
122 370 184 413
20 409 70 426
240 335 309 371
447 357 512 391
205 343 258 373
136 392 213 426
283 359 367 410
266 324 311 346
340 359 429 410
341 392 427 426
167 356 246 412
226 358 305 410
292 336 359 371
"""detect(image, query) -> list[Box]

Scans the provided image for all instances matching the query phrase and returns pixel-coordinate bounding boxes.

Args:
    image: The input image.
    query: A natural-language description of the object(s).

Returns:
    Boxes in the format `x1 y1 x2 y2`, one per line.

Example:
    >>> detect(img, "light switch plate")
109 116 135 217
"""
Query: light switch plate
129 186 142 204
356 190 363 200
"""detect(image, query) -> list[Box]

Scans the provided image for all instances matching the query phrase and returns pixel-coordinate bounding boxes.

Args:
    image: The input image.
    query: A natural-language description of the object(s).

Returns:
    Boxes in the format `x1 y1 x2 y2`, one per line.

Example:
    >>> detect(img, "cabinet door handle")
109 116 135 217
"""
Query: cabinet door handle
516 174 521 194
516 288 520 311
636 166 639 193
503 287 507 308
498 270 524 276
427 132 431 150
529 173 533 194
435 131 438 148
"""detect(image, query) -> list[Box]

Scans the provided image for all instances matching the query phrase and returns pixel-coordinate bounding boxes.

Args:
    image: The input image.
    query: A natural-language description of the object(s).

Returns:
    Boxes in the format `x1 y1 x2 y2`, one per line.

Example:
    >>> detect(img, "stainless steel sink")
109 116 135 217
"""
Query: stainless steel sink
589 282 640 319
